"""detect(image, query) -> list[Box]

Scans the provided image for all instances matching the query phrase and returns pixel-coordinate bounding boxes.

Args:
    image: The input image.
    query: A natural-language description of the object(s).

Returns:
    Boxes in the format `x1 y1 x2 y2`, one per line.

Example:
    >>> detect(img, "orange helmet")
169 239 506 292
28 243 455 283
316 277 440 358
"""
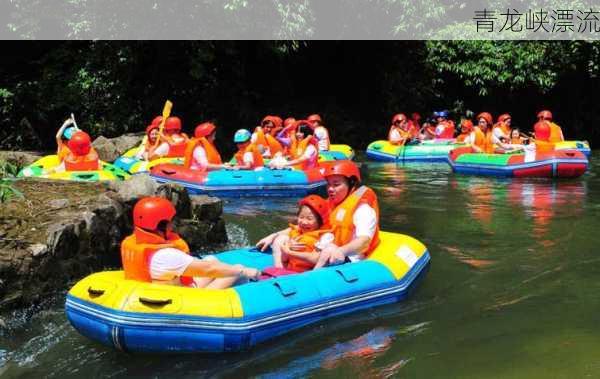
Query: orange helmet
537 110 553 121
307 114 323 124
146 123 159 134
133 197 176 230
284 117 296 128
392 113 408 124
165 116 182 132
497 114 511 123
461 119 474 131
534 121 551 141
151 116 163 126
476 112 493 126
298 195 330 226
321 160 361 182
67 131 92 156
194 122 216 138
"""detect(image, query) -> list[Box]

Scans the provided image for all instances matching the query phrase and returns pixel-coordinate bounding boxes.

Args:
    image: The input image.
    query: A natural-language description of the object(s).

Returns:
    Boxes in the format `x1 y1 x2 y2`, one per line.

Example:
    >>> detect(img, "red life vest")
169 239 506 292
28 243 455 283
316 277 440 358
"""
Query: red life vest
436 121 455 139
329 186 380 257
166 134 189 157
234 143 264 169
120 227 194 286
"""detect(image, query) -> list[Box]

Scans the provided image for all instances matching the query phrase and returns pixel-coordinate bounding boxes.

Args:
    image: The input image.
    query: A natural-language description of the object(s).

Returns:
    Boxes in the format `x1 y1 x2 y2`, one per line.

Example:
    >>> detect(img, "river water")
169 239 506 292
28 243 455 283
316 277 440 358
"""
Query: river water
1 153 599 378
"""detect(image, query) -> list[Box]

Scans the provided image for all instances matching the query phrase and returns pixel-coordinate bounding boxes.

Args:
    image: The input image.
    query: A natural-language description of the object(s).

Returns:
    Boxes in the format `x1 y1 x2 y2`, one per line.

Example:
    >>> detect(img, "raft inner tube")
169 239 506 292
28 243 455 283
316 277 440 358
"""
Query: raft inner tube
18 155 130 181
366 140 463 162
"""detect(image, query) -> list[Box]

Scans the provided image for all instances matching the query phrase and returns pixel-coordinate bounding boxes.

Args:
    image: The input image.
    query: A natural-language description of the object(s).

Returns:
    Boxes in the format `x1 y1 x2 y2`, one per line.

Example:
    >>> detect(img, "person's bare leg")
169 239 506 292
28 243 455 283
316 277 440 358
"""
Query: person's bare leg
205 276 239 289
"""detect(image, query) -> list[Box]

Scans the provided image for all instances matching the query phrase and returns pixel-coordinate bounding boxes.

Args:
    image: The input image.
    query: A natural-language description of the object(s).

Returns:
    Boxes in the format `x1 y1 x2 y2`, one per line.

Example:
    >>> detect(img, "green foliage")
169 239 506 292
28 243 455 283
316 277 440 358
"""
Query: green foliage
0 161 22 203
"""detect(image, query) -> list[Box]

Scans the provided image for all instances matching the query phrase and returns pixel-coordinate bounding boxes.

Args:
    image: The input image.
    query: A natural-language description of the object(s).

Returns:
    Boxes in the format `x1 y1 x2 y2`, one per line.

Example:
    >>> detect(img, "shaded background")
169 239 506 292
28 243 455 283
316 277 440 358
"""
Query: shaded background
1 40 598 155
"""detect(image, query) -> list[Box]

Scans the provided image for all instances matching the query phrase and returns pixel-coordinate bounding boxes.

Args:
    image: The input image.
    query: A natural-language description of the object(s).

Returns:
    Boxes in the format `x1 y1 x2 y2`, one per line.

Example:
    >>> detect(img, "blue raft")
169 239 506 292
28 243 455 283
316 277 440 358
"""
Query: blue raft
65 231 430 353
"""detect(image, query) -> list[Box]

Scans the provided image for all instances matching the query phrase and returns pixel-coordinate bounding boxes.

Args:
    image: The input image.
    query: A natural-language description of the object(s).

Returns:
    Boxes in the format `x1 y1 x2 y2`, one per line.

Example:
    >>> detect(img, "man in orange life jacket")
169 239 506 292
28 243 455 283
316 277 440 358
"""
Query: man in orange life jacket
57 131 100 172
150 116 189 160
231 129 264 170
256 160 380 267
537 109 564 143
121 197 260 289
184 122 229 171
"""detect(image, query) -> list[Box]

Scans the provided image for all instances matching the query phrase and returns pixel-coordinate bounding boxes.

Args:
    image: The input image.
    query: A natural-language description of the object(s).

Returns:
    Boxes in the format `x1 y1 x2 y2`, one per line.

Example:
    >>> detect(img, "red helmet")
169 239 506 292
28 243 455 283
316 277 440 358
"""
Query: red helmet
194 122 216 138
261 115 283 130
411 112 421 121
534 121 551 141
151 116 163 126
476 112 493 126
307 114 323 124
298 195 330 226
67 131 92 156
284 117 296 128
165 116 182 132
537 110 553 121
320 160 361 182
497 114 511 123
392 113 408 124
133 197 176 230
461 119 474 131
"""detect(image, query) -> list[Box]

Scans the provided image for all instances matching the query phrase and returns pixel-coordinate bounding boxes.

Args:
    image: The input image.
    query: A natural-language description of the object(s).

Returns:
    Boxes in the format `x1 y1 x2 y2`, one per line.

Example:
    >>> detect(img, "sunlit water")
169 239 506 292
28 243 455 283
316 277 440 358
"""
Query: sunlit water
1 153 599 378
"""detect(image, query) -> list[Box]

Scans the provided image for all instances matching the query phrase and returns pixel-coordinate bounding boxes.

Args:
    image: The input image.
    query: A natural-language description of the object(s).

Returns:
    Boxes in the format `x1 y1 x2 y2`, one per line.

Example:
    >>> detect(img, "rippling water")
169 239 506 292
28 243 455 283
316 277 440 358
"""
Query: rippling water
2 153 599 378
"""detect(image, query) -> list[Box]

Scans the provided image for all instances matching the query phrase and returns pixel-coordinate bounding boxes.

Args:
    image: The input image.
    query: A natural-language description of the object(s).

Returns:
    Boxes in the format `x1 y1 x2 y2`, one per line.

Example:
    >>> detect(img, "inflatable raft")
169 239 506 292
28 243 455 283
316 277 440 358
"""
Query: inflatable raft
324 144 355 160
149 164 326 197
366 140 462 162
18 155 130 181
448 146 588 178
65 231 430 353
113 147 183 174
553 140 591 157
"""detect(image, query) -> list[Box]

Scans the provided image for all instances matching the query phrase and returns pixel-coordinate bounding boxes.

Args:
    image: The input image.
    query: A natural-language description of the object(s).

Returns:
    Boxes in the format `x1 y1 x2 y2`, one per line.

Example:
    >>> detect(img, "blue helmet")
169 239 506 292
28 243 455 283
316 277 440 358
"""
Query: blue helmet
233 129 251 143
436 110 449 118
63 126 76 140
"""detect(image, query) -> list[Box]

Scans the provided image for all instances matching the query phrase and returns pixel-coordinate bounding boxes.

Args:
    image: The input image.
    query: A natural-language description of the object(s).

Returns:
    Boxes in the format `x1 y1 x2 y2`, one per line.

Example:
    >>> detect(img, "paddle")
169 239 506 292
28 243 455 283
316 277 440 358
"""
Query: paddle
153 100 173 148
70 113 80 131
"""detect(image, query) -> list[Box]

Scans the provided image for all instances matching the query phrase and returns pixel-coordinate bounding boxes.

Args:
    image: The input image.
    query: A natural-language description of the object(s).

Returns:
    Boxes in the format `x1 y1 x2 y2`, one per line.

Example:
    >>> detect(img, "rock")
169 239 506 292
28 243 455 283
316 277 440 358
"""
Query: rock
111 133 143 155
191 195 223 222
156 183 192 219
0 316 6 329
0 150 43 168
48 198 69 209
27 243 48 257
108 174 158 204
92 136 120 162
0 178 227 311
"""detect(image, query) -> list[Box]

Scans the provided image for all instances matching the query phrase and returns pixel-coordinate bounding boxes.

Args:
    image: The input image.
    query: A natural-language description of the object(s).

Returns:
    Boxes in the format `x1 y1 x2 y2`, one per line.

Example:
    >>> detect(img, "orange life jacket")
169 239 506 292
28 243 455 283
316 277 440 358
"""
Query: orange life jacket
535 140 555 153
166 134 189 157
183 137 223 169
120 227 193 286
388 126 411 145
285 224 331 273
290 136 318 170
329 186 380 257
57 144 71 162
436 121 455 139
234 143 264 169
254 127 283 157
407 121 420 138
510 137 523 144
548 122 564 143
473 127 495 154
64 148 100 171
456 132 470 143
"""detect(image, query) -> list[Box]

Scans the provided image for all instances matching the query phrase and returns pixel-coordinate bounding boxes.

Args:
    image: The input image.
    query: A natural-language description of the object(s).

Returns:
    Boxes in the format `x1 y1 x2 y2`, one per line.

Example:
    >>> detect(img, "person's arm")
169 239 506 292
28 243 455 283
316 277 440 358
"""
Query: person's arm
182 258 259 280
148 142 169 161
276 125 295 147
233 151 253 170
55 118 74 148
256 227 291 251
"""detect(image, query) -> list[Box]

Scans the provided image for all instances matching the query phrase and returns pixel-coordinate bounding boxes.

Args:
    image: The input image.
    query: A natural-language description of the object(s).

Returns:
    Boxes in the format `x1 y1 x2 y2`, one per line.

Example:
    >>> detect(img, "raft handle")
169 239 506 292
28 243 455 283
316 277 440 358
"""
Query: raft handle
336 268 358 283
87 287 105 296
565 152 575 157
232 174 243 178
75 174 95 180
139 297 173 306
274 281 297 297
161 169 176 175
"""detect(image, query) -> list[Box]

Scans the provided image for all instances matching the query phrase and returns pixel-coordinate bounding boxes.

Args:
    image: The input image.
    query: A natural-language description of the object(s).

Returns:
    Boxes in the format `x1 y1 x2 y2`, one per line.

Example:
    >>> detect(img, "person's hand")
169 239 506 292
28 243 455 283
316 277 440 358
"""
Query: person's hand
314 245 346 268
256 233 277 251
240 267 261 281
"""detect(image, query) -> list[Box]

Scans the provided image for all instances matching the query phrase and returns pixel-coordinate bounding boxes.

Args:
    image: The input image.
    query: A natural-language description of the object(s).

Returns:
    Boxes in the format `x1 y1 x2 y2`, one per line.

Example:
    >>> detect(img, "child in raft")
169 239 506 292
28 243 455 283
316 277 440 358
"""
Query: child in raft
259 195 334 274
